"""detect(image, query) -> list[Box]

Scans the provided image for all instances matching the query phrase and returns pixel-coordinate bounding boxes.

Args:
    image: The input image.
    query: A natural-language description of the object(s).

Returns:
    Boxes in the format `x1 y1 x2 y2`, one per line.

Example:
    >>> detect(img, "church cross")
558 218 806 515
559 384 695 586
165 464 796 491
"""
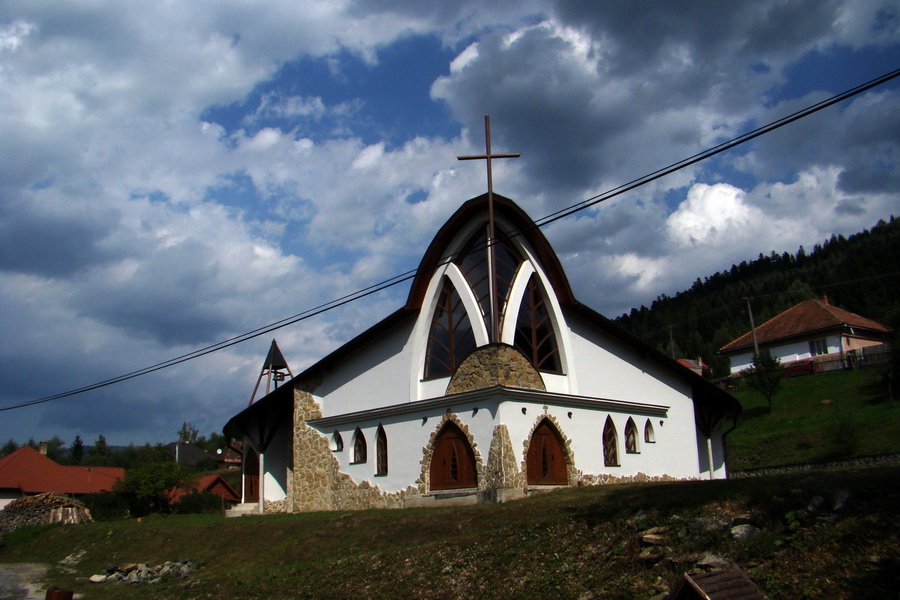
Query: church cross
458 115 520 343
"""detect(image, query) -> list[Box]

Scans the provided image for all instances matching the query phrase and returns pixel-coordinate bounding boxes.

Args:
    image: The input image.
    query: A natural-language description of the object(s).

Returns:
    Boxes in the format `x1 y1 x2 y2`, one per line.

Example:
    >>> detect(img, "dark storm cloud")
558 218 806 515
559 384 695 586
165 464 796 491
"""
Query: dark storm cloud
0 198 117 277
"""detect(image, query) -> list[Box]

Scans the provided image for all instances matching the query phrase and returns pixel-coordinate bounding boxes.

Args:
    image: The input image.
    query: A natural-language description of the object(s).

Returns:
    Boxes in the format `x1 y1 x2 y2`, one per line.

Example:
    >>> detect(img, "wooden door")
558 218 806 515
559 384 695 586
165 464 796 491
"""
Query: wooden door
430 423 477 490
244 449 259 502
526 421 568 485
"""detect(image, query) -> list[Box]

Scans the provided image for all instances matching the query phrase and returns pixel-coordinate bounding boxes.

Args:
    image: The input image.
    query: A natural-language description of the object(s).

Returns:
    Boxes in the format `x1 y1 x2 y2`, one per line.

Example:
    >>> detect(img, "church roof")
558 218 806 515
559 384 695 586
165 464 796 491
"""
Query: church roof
720 299 891 354
405 193 575 309
0 446 124 495
225 194 740 438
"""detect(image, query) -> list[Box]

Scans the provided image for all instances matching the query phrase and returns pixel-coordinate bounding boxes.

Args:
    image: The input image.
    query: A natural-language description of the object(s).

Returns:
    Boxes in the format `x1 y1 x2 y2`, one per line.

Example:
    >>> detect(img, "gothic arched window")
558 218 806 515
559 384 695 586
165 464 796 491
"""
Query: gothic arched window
454 226 522 335
375 425 388 476
352 428 367 464
425 278 476 378
644 419 656 444
603 416 619 467
625 418 638 454
514 274 562 373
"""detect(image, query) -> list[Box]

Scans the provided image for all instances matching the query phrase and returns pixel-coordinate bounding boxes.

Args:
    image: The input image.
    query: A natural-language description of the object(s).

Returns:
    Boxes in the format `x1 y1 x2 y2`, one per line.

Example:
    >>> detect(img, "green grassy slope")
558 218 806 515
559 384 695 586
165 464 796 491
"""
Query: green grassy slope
726 367 899 470
2 466 899 599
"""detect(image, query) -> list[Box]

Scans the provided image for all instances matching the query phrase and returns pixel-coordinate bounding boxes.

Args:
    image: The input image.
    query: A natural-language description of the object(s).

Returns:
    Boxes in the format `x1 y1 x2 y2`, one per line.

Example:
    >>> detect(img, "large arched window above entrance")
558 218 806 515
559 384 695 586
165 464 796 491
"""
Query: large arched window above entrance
429 422 477 490
352 428 367 464
603 417 619 467
375 425 388 476
454 226 522 334
526 419 568 485
514 274 562 373
425 278 476 379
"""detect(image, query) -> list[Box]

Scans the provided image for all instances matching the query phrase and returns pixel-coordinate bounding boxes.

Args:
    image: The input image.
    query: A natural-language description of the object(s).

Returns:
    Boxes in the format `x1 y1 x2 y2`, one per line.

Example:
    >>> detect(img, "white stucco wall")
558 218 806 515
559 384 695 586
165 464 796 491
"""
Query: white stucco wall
316 320 416 417
727 334 843 374
263 423 290 502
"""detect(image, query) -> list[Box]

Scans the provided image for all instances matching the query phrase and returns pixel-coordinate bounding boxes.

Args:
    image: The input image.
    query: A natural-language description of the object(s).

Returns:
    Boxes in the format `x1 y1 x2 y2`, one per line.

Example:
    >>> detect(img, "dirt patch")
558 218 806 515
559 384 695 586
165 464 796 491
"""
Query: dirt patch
0 563 49 600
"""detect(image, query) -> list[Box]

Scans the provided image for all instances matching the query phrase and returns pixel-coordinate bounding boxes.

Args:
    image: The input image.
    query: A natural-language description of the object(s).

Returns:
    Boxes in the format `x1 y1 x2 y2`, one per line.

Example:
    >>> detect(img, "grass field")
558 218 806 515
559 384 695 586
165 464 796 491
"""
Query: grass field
2 365 898 599
726 366 899 470
2 466 899 599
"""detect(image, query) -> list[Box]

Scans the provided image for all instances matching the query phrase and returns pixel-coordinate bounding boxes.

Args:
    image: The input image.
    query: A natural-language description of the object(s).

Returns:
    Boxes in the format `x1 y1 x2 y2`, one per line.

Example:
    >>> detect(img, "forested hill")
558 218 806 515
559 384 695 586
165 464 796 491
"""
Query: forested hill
613 216 900 378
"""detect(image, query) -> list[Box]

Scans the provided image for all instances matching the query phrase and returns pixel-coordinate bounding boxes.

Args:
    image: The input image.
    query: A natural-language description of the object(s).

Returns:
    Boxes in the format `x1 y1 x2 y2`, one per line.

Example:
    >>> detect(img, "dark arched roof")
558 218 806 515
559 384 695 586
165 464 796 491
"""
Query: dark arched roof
405 193 575 310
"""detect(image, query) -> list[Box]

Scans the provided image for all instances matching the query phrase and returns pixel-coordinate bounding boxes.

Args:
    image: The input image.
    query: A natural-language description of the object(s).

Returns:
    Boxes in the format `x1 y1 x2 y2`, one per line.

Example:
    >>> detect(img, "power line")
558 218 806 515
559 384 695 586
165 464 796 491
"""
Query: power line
3 67 898 413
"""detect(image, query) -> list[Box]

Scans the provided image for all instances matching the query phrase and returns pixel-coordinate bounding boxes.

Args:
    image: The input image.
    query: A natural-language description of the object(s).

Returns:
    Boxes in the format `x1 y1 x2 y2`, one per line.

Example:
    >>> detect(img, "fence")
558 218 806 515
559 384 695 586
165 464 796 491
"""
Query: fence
812 345 893 374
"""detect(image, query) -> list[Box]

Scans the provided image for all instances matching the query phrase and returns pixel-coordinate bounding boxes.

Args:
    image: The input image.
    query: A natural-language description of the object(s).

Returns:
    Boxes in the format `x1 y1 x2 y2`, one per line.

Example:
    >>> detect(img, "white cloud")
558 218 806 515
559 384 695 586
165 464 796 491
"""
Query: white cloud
0 0 898 445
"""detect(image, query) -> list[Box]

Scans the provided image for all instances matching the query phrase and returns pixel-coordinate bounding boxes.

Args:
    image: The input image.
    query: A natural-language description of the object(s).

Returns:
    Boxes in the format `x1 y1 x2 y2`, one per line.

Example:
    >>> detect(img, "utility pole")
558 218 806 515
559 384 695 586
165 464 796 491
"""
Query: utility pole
744 297 760 361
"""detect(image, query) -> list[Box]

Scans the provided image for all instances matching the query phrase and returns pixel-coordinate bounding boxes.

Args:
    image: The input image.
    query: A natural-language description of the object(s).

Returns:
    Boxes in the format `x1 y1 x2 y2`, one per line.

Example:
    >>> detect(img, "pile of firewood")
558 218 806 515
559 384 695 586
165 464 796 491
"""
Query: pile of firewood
0 492 93 533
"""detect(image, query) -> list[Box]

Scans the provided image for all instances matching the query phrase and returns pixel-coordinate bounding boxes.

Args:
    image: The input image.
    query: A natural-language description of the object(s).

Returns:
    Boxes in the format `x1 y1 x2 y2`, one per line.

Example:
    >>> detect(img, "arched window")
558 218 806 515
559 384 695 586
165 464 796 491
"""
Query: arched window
352 428 367 464
454 226 522 335
603 416 619 467
625 418 638 454
375 425 388 476
644 419 656 444
331 431 344 452
425 278 476 378
514 274 562 373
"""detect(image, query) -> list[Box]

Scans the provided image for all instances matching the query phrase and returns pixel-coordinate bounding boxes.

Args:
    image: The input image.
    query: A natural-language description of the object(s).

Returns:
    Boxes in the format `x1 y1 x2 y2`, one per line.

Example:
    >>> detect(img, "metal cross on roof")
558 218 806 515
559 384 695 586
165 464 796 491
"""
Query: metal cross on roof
458 115 520 343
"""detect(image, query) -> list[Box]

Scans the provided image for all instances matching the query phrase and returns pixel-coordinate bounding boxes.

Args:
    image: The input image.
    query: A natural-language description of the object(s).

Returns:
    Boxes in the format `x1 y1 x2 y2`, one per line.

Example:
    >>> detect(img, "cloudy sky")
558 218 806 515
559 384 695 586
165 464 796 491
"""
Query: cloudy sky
1 1 898 447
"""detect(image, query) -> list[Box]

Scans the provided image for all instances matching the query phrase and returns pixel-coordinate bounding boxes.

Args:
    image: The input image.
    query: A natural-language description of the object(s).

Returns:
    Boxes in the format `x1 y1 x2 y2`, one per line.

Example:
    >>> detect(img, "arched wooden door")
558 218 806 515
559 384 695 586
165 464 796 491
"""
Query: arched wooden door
526 420 568 485
430 423 477 490
244 448 259 502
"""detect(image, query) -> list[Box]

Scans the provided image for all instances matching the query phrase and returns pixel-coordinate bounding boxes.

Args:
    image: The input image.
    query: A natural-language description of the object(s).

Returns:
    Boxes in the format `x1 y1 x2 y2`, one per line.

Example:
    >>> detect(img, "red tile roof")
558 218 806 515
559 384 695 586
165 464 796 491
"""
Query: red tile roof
720 299 891 353
0 447 123 495
168 474 240 504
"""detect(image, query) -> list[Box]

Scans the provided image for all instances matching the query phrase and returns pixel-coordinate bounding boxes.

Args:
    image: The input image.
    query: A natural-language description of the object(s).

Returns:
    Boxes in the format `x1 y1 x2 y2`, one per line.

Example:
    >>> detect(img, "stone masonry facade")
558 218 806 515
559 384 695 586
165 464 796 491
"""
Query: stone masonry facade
446 344 545 394
277 358 680 513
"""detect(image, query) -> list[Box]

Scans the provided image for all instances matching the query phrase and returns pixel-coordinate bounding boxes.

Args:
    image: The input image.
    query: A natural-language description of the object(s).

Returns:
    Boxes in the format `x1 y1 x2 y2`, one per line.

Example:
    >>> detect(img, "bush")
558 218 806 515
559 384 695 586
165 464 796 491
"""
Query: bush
174 491 225 515
81 492 130 521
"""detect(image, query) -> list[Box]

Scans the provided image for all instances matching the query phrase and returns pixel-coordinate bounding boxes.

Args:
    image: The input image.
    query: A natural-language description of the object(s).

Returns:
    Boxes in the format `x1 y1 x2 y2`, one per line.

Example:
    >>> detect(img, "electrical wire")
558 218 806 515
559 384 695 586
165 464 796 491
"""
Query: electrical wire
3 67 898 412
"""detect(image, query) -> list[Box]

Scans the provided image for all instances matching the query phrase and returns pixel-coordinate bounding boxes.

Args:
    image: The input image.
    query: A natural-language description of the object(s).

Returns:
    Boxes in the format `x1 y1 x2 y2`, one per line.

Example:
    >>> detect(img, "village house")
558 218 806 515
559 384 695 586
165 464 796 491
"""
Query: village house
720 298 892 375
223 192 741 515
0 445 124 509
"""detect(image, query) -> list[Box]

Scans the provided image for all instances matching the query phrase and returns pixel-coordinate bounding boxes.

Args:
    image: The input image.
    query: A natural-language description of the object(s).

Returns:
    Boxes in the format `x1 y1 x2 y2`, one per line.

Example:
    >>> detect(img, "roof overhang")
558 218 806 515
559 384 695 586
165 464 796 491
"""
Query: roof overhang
308 385 670 429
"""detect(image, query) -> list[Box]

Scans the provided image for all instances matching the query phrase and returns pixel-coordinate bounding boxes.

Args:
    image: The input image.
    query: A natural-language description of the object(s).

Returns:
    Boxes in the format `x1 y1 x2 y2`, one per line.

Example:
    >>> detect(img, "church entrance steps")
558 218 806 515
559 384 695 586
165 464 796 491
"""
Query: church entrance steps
224 503 259 518
405 490 479 508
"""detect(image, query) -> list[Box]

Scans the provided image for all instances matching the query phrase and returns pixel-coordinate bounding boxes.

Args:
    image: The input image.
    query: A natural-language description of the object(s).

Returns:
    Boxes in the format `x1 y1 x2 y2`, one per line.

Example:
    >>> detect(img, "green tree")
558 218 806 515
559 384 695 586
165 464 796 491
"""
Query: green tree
0 439 18 458
44 436 67 463
178 422 200 444
114 460 195 516
70 435 84 464
85 434 111 465
745 354 786 412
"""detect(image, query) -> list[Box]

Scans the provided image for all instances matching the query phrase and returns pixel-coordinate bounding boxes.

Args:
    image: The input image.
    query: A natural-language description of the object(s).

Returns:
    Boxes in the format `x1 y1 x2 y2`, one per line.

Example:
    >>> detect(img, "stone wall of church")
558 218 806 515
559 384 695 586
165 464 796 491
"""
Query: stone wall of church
288 384 417 513
446 344 545 394
484 424 525 490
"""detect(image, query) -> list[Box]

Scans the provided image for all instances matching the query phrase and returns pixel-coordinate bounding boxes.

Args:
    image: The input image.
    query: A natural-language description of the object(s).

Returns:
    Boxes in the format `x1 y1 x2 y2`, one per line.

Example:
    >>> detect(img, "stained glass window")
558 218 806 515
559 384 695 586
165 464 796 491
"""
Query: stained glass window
425 278 476 378
603 417 619 467
375 425 388 476
514 274 562 373
625 418 638 454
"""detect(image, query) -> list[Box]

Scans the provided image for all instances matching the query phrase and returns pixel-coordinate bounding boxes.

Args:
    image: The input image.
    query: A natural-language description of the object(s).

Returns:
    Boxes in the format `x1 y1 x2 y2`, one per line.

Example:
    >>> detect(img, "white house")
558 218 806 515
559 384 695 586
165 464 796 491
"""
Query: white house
720 298 892 375
223 193 741 514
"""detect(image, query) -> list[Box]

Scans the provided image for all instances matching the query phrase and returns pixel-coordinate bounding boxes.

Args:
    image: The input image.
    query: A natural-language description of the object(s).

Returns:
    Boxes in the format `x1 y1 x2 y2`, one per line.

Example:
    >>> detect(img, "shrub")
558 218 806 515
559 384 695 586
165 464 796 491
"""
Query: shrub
81 492 130 521
174 491 225 515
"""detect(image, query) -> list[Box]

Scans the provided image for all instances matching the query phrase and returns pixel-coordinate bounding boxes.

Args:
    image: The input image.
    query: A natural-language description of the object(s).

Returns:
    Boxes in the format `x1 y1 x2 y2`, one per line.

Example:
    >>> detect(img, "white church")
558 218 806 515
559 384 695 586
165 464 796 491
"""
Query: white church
223 192 742 514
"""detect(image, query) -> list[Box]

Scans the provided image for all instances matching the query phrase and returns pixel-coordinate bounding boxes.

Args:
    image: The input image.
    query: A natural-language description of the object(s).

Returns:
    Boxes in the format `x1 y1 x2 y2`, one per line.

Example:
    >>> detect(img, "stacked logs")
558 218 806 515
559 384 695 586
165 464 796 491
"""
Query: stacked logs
0 493 92 533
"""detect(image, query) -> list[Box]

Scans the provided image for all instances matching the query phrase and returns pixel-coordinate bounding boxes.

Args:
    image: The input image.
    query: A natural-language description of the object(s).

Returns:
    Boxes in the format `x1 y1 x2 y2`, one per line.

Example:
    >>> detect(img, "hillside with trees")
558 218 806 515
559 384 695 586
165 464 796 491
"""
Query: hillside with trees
613 217 900 378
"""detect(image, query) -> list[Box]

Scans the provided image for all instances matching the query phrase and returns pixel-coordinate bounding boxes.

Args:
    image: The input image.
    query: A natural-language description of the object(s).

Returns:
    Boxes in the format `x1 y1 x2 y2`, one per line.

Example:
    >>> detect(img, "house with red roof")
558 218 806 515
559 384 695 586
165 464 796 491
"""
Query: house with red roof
0 446 125 509
719 298 892 375
168 473 241 508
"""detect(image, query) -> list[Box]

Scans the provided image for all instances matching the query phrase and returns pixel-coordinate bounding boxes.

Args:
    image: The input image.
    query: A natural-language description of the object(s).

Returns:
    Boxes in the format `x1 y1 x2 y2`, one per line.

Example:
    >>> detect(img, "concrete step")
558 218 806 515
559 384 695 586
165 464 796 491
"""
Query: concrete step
225 503 259 518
